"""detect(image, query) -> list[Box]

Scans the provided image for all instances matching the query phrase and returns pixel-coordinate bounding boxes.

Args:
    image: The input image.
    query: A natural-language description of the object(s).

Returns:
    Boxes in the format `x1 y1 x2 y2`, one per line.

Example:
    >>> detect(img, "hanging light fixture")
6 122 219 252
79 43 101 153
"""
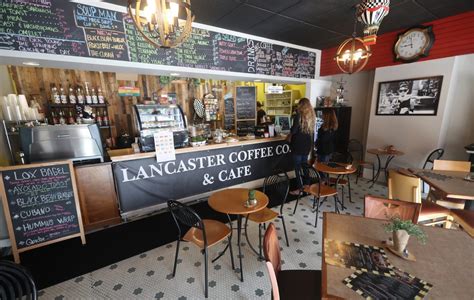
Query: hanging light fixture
357 0 390 46
127 0 194 48
334 9 371 74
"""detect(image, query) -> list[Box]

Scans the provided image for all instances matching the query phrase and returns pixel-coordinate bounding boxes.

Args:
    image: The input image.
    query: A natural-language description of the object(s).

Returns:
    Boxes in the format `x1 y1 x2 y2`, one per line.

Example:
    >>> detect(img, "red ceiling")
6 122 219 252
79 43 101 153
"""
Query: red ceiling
320 11 474 77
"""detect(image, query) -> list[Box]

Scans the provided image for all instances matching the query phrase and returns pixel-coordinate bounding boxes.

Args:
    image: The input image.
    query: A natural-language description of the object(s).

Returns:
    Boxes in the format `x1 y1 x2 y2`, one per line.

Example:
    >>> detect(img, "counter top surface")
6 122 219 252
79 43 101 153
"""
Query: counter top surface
110 136 287 162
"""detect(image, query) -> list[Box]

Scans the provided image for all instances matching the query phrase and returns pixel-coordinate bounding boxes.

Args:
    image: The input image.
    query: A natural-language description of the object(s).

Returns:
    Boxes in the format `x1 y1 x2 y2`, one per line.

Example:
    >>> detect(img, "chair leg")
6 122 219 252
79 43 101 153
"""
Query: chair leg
347 175 354 203
263 223 266 230
258 223 263 259
292 192 301 214
228 235 235 270
280 215 290 247
172 239 180 277
341 186 345 210
312 196 316 209
334 195 340 214
204 248 209 298
356 166 361 184
314 197 321 227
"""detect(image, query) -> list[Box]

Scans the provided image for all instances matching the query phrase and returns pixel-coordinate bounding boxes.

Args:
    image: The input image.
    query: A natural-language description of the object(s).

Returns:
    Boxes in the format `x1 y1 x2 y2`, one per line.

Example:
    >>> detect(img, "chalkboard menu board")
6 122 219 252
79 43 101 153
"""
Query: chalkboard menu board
0 161 85 263
235 86 257 120
0 0 317 79
236 120 256 136
224 97 235 130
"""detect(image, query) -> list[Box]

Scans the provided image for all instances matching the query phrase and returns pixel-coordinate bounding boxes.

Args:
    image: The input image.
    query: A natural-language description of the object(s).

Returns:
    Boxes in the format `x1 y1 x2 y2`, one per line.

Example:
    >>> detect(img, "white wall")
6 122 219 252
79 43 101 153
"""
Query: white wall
366 57 458 168
441 54 474 161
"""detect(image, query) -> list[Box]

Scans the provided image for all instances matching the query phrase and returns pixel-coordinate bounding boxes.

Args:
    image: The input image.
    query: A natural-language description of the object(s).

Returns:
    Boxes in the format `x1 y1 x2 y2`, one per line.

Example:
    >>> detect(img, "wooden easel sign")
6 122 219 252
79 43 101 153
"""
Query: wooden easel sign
0 160 85 263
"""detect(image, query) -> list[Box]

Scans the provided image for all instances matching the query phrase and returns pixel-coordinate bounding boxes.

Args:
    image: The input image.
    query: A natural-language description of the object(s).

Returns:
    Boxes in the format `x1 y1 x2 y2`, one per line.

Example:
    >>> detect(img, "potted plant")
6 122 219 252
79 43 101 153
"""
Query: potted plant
246 190 257 207
383 217 427 253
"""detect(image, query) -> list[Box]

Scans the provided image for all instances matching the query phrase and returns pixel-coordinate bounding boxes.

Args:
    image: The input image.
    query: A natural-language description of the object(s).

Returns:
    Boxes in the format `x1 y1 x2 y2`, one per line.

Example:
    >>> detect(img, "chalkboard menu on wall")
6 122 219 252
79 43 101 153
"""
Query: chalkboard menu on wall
0 161 85 263
235 86 257 120
0 0 317 79
224 97 235 130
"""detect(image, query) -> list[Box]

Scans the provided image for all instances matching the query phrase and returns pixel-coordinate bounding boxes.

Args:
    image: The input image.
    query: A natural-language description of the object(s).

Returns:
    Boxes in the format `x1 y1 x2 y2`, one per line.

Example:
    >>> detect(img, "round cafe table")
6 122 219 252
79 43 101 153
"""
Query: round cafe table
315 162 357 209
208 188 268 282
367 148 404 187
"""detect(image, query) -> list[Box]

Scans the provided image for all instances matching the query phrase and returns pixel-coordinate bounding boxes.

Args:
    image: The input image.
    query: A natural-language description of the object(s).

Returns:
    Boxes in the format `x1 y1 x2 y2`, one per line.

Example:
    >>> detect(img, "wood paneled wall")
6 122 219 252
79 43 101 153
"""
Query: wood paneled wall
9 66 235 140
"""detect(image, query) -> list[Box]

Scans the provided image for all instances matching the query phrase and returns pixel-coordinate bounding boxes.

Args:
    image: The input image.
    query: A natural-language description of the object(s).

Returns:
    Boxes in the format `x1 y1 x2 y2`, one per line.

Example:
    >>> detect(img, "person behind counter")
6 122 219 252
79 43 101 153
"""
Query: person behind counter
257 101 267 125
286 98 316 195
316 109 338 163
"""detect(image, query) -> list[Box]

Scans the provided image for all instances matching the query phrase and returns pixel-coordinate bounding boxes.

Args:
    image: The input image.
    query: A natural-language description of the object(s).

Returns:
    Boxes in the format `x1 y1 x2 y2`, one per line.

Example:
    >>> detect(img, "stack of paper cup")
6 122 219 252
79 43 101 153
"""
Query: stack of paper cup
1 96 12 121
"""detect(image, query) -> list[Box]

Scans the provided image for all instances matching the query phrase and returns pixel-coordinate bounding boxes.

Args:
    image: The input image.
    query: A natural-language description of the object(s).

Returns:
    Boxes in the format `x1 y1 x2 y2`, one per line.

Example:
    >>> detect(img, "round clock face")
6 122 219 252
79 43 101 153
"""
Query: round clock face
396 30 427 59
394 26 434 63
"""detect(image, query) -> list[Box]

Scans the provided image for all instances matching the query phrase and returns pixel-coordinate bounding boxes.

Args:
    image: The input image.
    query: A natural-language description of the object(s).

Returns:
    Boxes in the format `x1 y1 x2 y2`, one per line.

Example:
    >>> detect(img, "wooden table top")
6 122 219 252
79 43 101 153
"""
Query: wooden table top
367 148 404 156
409 169 474 200
322 213 474 299
208 188 269 215
314 162 357 175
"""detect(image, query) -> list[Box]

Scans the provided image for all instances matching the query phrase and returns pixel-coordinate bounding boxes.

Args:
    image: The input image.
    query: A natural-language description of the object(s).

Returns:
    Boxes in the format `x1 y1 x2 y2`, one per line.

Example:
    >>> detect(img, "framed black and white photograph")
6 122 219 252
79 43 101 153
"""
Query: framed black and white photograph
275 115 291 132
376 76 443 115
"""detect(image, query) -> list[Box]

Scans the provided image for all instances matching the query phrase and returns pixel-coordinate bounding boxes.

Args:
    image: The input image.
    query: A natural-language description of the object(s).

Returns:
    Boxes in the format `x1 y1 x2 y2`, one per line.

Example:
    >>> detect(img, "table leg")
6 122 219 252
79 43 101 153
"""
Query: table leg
370 154 382 188
244 215 264 260
347 174 354 203
237 215 244 282
383 155 396 182
334 175 347 210
212 214 232 263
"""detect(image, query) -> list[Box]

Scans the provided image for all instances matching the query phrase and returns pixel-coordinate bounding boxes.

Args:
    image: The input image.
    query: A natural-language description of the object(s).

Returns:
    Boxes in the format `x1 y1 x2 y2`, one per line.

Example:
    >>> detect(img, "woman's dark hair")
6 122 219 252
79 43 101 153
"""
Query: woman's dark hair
322 109 338 131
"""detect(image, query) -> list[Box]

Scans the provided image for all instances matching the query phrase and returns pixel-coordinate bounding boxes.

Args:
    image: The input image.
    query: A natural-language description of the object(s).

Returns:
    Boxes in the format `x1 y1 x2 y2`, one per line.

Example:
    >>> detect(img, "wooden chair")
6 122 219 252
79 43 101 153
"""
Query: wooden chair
328 152 354 203
246 172 290 259
348 139 375 184
364 195 421 223
293 163 340 227
387 170 452 227
0 260 37 300
450 209 474 238
167 200 234 298
430 159 471 209
263 223 321 300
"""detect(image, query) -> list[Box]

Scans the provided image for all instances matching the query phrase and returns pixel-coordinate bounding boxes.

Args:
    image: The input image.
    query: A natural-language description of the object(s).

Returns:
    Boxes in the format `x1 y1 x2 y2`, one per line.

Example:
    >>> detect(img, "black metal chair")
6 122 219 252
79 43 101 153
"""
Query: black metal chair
348 139 375 184
293 163 340 227
246 172 290 259
423 148 444 169
422 148 444 194
0 260 37 300
168 200 234 298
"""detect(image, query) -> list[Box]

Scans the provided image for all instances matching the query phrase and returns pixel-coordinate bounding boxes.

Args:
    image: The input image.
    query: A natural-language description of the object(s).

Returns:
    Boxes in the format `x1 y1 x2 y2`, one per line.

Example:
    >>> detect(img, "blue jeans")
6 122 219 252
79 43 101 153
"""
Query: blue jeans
293 154 309 189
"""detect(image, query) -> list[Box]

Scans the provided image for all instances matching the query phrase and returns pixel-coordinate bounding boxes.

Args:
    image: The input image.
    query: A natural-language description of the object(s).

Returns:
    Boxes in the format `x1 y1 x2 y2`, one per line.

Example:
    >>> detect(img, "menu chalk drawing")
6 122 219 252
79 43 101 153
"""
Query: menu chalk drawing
0 161 85 263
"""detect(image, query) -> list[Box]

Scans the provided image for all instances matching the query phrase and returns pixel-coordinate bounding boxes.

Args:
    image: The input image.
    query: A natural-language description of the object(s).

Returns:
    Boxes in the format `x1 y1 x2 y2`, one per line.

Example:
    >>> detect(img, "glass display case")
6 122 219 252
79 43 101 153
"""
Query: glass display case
133 104 188 151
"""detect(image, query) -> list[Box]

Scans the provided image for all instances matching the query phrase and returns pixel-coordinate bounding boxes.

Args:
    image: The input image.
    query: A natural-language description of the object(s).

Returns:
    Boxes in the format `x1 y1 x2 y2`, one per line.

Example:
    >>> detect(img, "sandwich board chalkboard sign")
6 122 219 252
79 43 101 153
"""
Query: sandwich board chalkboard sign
0 160 85 263
235 86 257 135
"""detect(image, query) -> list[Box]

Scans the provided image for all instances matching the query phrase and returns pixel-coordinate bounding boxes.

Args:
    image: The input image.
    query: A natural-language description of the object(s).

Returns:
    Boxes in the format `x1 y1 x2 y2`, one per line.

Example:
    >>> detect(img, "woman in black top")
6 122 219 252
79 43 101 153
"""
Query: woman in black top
316 109 338 162
286 98 315 195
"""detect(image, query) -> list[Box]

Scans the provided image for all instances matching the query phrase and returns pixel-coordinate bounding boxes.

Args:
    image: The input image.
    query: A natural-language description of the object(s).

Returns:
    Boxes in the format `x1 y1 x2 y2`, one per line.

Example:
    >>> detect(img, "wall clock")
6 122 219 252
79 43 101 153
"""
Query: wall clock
393 25 435 63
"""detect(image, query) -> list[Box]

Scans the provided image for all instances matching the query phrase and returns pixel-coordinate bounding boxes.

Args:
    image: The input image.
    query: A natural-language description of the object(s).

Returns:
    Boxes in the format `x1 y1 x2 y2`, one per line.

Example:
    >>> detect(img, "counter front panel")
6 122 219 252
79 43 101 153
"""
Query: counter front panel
112 140 292 216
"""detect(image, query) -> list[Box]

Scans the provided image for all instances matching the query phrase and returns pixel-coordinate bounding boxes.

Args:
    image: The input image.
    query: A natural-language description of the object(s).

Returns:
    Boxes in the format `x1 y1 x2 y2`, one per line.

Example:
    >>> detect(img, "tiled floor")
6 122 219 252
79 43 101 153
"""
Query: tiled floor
40 179 387 300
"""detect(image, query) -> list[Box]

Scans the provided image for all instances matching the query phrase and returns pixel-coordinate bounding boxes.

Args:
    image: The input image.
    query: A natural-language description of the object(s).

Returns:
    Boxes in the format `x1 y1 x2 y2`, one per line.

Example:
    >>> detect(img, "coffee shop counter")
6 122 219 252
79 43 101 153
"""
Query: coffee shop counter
77 136 292 232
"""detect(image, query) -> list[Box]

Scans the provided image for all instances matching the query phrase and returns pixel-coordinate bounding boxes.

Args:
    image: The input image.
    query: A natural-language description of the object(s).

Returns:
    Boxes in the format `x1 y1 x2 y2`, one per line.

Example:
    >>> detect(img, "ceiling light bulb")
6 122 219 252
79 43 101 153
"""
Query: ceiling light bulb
166 9 175 24
144 6 153 23
22 62 40 66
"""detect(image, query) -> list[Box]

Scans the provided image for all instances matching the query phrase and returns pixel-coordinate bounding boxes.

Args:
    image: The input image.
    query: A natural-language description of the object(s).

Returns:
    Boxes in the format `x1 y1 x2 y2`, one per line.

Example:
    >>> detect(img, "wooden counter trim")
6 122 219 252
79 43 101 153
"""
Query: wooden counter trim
110 136 287 162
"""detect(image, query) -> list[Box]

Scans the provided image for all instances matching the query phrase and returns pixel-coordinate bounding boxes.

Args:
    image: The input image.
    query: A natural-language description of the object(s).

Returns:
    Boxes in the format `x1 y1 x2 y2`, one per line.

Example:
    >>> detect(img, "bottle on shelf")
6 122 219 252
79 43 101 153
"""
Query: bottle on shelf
77 87 85 104
51 86 60 104
69 87 77 104
85 83 92 104
98 88 105 104
102 109 109 126
60 86 68 104
68 111 75 124
59 111 66 125
51 111 59 125
95 109 102 126
91 88 98 104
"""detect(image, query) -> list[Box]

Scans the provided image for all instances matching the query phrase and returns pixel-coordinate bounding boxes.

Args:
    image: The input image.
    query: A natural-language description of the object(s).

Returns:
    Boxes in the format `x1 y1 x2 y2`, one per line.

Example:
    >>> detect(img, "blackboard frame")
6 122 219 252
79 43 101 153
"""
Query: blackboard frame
0 160 85 263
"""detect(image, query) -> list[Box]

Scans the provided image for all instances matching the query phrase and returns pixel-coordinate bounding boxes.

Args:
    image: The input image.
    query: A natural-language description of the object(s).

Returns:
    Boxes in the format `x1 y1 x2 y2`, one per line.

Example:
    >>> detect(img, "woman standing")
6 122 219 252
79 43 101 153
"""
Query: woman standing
286 98 316 195
316 109 338 162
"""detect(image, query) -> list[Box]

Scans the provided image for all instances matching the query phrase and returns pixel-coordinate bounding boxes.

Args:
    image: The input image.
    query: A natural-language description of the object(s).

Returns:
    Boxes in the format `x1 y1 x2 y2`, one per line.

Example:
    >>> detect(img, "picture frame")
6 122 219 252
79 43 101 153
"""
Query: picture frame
375 76 443 116
275 115 291 132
